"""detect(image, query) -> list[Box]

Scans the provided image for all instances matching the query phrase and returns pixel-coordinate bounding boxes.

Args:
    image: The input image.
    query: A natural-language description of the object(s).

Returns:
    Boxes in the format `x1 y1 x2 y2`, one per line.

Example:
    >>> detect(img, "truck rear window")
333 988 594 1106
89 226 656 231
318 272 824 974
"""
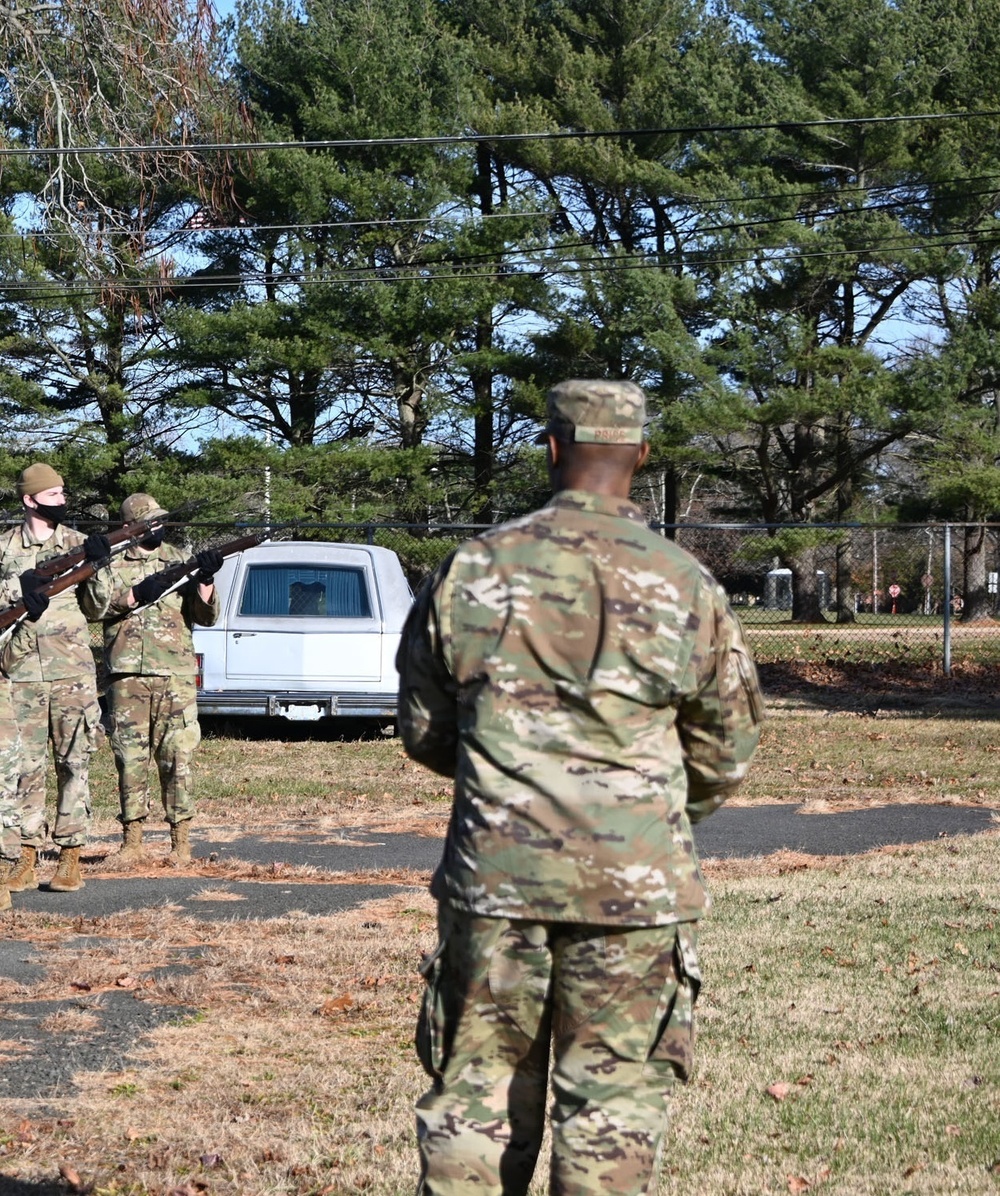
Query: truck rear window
238 565 373 618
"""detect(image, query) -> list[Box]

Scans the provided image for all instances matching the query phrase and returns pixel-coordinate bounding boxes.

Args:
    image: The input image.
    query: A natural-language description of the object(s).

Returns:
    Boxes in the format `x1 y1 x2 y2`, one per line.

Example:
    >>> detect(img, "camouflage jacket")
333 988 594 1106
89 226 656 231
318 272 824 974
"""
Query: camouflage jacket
0 523 111 683
396 490 764 927
94 543 219 678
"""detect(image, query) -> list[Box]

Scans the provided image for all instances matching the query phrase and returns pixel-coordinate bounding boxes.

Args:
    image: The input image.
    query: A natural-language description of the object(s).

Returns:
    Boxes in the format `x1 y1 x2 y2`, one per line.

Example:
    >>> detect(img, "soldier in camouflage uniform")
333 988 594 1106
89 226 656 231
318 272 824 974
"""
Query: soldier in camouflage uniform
0 463 113 894
87 493 221 866
0 635 24 910
396 380 764 1196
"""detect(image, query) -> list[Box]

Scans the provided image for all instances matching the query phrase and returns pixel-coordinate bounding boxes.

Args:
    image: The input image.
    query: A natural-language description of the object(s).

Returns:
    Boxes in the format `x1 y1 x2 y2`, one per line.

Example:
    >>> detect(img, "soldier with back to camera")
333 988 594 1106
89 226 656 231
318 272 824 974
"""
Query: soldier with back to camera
396 379 764 1196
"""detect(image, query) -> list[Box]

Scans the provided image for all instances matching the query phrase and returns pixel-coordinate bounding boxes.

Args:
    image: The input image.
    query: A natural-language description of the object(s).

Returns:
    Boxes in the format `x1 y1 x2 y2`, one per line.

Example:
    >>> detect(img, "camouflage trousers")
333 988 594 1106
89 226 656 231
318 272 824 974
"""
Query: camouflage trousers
11 677 101 849
0 676 22 860
415 905 701 1196
107 674 201 825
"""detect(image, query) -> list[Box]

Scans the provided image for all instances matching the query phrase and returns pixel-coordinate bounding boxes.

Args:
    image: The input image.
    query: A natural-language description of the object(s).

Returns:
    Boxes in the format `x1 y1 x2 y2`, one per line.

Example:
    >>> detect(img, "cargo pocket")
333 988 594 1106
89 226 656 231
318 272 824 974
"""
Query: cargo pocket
644 923 702 1083
415 936 448 1081
733 644 764 726
83 697 105 755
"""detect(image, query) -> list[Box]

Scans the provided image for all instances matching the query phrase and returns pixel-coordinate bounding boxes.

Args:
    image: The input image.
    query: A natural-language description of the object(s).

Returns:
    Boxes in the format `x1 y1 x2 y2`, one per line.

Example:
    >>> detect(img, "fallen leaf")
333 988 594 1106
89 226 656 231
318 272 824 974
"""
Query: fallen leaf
766 1082 792 1101
315 994 354 1017
199 1151 224 1167
945 1124 961 1137
787 1176 810 1193
69 980 92 992
58 1164 84 1192
274 954 296 965
116 975 139 989
795 1074 814 1087
953 941 969 956
903 1163 926 1178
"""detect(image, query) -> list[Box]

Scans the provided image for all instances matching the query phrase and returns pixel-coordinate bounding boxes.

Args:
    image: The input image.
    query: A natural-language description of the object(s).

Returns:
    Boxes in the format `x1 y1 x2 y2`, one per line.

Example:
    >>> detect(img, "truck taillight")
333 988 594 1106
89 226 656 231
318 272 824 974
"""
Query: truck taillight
195 652 203 689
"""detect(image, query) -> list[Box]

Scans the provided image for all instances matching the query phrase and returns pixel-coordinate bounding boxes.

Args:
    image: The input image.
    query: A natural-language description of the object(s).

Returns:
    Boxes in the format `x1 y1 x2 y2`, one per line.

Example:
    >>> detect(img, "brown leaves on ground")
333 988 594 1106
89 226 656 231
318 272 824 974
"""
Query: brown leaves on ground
758 658 1000 711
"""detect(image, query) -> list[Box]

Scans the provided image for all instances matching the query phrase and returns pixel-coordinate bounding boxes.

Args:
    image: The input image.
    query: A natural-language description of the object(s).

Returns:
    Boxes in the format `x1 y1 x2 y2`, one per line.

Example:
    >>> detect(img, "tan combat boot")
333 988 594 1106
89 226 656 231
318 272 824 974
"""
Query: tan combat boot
169 821 192 866
0 884 10 912
48 846 85 892
5 846 39 892
118 820 145 865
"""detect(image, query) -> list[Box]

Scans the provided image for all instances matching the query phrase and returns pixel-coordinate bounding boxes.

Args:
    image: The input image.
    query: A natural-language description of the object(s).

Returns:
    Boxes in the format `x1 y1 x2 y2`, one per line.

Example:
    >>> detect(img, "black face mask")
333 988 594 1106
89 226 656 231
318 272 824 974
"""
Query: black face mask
33 501 67 527
141 530 165 550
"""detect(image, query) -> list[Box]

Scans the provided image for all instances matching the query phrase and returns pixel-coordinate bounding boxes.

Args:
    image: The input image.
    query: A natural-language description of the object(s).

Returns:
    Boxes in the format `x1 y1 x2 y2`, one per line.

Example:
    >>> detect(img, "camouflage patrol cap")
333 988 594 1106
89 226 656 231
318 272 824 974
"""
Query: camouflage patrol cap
536 378 647 445
17 462 64 496
120 493 167 523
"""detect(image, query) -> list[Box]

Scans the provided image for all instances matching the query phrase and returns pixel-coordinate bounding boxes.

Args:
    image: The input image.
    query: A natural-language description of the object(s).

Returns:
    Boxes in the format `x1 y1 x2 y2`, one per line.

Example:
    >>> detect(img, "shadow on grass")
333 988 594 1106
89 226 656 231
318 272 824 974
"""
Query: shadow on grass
0 1177 73 1194
199 715 396 742
758 660 1000 718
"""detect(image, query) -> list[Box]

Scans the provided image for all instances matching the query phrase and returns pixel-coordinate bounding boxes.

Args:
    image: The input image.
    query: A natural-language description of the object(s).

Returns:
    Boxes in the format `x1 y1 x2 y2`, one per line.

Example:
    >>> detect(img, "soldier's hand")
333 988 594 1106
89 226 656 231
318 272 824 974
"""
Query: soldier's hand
132 573 173 607
23 588 49 622
194 549 224 584
19 568 44 596
83 532 112 566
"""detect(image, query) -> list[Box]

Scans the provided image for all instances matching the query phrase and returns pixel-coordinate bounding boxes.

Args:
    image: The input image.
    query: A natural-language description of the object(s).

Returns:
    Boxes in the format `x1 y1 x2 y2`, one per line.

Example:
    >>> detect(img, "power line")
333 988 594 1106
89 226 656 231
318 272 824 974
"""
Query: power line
0 209 557 241
1 109 1000 158
0 223 994 301
5 175 1000 249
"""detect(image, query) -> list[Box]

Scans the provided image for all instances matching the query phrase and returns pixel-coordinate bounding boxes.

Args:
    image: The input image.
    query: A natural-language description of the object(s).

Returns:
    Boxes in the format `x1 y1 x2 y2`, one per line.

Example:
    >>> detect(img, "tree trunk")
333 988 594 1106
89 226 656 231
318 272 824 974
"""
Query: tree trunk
834 537 856 623
789 545 828 623
961 523 992 622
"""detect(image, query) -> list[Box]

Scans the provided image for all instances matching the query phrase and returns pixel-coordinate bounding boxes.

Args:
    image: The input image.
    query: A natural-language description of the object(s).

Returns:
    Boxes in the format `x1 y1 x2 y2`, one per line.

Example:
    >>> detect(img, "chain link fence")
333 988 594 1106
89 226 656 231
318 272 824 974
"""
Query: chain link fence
5 516 1000 674
272 519 1000 674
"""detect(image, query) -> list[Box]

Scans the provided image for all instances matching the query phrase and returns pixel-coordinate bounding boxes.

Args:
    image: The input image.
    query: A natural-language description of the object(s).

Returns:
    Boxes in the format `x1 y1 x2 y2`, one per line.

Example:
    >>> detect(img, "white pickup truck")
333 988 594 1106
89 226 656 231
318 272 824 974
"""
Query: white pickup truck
192 539 413 723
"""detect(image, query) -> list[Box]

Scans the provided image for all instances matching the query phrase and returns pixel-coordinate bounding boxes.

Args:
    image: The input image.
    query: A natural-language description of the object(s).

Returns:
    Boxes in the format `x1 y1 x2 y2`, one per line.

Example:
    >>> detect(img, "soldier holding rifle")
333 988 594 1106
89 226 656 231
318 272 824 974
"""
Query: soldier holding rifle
0 463 113 895
84 493 223 867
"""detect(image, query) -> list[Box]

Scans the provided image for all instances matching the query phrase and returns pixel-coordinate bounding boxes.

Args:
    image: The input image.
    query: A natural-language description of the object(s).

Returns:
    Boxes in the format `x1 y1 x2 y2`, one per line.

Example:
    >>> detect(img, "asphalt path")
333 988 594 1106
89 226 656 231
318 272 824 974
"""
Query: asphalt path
2 801 996 1108
5 801 997 922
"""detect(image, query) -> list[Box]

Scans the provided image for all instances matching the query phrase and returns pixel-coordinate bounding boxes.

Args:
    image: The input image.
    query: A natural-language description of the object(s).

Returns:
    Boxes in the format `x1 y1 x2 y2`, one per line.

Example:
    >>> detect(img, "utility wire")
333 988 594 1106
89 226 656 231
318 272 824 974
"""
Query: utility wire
1 109 1000 157
5 177 1000 246
0 224 993 301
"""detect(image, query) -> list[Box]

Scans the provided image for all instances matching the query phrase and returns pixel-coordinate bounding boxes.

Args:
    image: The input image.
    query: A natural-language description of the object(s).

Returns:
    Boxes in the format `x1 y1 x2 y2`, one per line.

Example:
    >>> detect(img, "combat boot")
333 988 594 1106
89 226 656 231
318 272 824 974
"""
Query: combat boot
169 821 192 866
48 846 85 892
5 846 38 892
0 884 10 912
118 820 145 865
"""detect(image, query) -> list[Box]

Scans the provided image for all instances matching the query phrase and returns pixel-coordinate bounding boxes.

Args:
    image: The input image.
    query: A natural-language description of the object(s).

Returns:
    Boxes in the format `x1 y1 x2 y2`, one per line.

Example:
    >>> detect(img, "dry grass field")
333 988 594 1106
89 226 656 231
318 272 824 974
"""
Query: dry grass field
1 711 998 1195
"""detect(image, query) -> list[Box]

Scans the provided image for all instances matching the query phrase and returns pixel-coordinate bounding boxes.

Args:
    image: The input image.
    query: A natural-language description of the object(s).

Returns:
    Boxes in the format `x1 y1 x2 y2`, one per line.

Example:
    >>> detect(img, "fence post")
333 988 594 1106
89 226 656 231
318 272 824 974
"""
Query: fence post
943 523 952 676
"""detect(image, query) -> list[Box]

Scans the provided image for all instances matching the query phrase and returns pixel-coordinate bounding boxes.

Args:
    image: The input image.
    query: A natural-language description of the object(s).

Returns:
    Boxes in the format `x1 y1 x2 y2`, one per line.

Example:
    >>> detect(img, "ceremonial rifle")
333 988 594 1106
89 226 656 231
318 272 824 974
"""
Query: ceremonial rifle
125 532 267 608
25 500 204 585
0 530 265 635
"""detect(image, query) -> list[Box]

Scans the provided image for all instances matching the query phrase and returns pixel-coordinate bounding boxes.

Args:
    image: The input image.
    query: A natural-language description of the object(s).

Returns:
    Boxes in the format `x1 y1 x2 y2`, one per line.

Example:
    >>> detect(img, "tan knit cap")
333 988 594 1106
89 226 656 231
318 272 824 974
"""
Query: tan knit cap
17 462 64 497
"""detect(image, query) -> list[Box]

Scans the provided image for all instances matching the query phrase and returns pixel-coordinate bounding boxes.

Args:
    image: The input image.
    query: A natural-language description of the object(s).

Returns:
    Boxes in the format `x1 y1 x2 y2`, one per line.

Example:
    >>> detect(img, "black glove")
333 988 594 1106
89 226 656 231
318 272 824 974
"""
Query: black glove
132 572 173 607
23 588 49 622
83 532 112 566
194 549 224 584
19 568 44 596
